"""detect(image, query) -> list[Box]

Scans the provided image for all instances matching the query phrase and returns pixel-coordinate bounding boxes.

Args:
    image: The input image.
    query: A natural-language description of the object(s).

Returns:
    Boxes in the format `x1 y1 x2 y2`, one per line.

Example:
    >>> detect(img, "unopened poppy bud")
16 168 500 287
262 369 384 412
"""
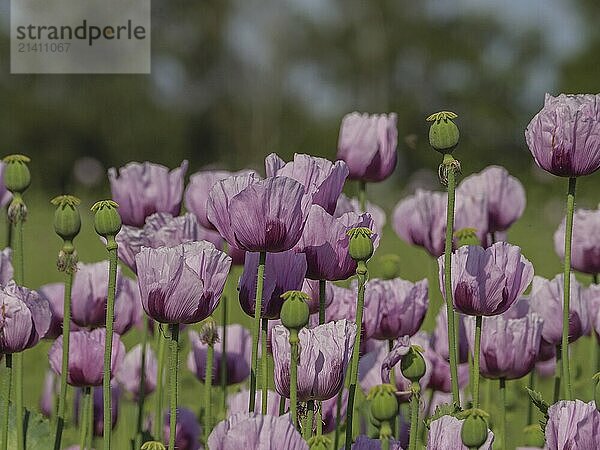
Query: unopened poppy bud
280 290 310 330
427 111 460 153
460 408 489 449
523 424 545 447
91 200 122 239
454 228 480 247
51 195 81 242
307 436 331 450
400 345 426 382
368 384 399 422
347 227 374 262
7 195 27 223
198 318 220 346
141 442 166 450
3 154 31 193
379 254 401 280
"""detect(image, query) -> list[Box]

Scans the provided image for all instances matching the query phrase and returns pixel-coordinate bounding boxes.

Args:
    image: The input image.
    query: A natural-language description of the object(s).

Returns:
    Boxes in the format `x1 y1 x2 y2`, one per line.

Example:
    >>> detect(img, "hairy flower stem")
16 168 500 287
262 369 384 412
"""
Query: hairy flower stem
315 280 326 434
1 354 13 450
442 154 461 406
499 378 506 450
408 382 420 450
561 177 576 400
11 216 25 450
153 331 167 441
103 240 118 450
526 372 535 425
261 318 268 414
472 316 482 408
358 180 366 212
249 252 266 412
553 344 562 403
345 261 368 449
54 262 75 450
220 243 230 414
303 400 315 440
168 324 180 450
380 422 392 450
204 341 214 439
278 396 286 416
388 339 396 438
290 329 299 428
134 322 149 449
79 387 91 450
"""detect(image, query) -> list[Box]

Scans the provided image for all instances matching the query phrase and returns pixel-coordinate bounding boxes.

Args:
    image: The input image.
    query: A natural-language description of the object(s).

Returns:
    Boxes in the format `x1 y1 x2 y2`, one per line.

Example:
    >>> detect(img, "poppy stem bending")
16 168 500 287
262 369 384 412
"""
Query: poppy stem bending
345 261 368 449
204 338 214 439
249 252 266 412
169 324 180 450
1 354 13 450
103 240 118 450
561 176 576 401
408 381 421 450
289 329 299 428
261 318 269 414
472 316 482 408
153 331 167 441
499 378 507 450
442 154 461 406
134 321 149 449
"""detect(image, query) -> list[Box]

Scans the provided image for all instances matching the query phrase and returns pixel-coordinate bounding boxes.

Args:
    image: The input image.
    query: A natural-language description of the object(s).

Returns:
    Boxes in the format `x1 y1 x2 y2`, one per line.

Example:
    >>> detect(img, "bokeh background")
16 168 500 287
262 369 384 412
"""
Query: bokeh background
0 1 599 448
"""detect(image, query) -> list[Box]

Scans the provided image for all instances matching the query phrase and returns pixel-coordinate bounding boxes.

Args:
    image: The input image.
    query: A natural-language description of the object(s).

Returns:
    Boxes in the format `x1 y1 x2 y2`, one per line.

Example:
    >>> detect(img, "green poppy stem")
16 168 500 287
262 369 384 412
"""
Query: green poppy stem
249 251 266 412
345 261 368 449
333 389 343 449
442 154 460 406
290 329 299 428
472 316 482 408
278 396 286 416
315 279 326 435
593 274 599 374
153 330 167 441
204 339 214 440
303 400 315 440
560 177 577 400
134 321 149 449
358 180 366 212
79 387 90 450
103 240 118 450
220 293 228 413
499 378 506 450
11 217 24 450
408 382 421 450
526 371 535 425
1 354 13 450
380 422 391 450
86 387 93 450
553 344 561 403
261 317 269 414
168 324 180 450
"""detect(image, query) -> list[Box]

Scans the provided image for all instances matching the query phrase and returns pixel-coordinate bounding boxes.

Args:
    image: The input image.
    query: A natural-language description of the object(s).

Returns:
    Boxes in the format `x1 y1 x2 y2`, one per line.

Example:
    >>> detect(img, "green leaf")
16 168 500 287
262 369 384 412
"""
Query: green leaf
7 406 53 450
526 388 549 432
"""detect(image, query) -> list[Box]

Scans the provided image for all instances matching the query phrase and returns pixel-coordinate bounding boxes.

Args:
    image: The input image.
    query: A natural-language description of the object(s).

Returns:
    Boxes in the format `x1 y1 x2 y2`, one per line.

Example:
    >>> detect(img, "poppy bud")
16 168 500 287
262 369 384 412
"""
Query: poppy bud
427 111 459 153
347 227 374 262
400 346 426 382
379 254 401 280
51 195 81 242
454 228 480 247
368 384 398 422
91 200 122 239
198 318 220 346
3 154 31 194
523 424 545 447
307 436 331 450
460 409 489 449
280 290 310 331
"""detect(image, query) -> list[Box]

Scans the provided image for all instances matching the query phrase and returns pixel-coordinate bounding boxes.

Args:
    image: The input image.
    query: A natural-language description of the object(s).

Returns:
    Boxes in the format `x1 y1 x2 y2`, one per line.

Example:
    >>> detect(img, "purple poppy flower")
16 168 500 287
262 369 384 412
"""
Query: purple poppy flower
525 93 600 177
587 283 600 337
113 277 143 335
296 205 376 281
427 415 494 450
335 193 386 237
108 160 188 227
164 408 202 450
337 112 398 182
0 162 12 208
301 279 334 315
545 400 600 450
393 189 488 258
536 357 557 378
464 298 543 379
228 388 286 416
438 242 534 316
0 281 51 353
272 320 356 401
208 412 308 450
207 173 311 253
457 165 526 233
554 207 600 274
38 282 80 340
187 324 252 385
136 241 231 324
49 329 125 387
432 307 469 364
321 388 348 434
185 169 258 230
0 248 13 285
351 435 404 450
115 344 157 400
265 153 348 214
530 274 590 346
363 277 428 340
239 250 307 320
40 370 58 417
74 384 121 436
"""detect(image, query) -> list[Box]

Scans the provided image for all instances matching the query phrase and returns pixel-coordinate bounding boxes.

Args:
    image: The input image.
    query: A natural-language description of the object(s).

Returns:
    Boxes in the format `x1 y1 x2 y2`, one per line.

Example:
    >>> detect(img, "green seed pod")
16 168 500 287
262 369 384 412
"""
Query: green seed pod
347 227 374 262
141 442 166 450
454 228 480 248
368 384 399 422
400 346 426 382
426 111 460 153
3 154 31 194
378 254 401 280
523 424 545 447
51 195 81 242
91 200 122 238
460 409 489 449
280 290 310 330
307 436 332 450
